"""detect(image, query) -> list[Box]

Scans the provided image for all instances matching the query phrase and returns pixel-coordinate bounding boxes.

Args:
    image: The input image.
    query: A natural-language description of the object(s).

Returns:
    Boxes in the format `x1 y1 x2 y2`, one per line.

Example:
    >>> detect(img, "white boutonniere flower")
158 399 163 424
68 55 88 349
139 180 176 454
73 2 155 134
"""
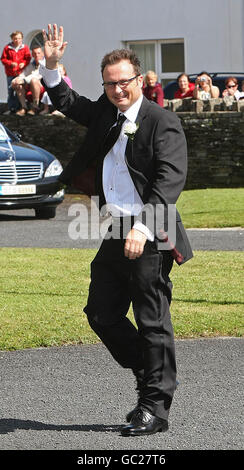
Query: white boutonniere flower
124 122 139 140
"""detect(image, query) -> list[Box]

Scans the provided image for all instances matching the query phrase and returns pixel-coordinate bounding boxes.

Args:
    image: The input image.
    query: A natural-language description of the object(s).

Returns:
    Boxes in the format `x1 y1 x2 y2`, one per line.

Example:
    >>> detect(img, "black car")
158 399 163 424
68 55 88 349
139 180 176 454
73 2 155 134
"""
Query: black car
0 122 64 218
164 73 244 99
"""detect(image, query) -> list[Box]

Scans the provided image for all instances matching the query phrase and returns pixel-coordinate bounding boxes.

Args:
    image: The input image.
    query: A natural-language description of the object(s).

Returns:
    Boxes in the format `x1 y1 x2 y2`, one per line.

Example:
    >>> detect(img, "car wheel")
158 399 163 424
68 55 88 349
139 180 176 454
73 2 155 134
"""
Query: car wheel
35 207 56 219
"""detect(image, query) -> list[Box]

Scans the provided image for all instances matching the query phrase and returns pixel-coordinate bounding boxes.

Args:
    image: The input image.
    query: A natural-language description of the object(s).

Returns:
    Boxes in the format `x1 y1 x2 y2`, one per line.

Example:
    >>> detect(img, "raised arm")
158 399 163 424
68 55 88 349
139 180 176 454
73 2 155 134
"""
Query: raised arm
41 24 99 128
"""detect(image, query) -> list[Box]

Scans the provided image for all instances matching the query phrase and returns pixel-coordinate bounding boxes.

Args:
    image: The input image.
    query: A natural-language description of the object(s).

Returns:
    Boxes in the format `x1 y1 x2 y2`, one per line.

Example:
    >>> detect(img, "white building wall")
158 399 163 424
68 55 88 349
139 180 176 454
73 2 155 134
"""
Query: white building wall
0 0 243 101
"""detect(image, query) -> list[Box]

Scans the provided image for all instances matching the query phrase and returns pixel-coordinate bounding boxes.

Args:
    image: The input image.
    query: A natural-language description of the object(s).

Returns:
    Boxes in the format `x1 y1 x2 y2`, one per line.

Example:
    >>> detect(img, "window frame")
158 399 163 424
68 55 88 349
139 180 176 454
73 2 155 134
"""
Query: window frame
125 38 185 86
25 29 44 50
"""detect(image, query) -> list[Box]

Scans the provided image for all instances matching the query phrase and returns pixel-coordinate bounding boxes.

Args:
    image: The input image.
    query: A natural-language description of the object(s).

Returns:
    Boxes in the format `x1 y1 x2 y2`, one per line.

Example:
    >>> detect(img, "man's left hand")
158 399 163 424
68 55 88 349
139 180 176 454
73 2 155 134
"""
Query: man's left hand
124 228 147 259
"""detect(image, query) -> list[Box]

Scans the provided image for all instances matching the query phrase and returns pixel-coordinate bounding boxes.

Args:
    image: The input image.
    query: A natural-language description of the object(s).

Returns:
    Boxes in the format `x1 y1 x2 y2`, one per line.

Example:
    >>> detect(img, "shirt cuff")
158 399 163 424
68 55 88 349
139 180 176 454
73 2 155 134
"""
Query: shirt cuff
133 220 154 241
39 61 62 88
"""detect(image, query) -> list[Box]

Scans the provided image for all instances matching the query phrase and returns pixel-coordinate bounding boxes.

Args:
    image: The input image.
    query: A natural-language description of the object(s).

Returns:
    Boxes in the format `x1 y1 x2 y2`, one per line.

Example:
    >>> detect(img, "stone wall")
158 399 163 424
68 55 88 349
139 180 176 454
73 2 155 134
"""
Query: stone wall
178 110 244 189
164 95 244 114
0 98 243 190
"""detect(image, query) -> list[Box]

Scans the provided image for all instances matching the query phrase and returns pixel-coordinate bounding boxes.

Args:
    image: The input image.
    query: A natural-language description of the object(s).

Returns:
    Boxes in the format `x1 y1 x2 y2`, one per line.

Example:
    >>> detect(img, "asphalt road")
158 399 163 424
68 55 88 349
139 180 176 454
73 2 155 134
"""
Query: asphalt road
0 195 243 250
0 338 243 452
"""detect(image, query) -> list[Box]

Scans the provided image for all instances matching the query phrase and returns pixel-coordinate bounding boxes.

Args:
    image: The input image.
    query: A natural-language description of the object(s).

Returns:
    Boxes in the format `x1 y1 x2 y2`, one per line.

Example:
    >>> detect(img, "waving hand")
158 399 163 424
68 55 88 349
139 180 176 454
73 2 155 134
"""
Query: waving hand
42 24 68 69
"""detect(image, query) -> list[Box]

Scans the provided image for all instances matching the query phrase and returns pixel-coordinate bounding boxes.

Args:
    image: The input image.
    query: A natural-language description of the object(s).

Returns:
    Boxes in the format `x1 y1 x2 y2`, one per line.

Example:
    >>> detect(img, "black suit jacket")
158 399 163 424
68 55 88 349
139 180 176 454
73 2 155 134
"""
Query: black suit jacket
44 79 193 265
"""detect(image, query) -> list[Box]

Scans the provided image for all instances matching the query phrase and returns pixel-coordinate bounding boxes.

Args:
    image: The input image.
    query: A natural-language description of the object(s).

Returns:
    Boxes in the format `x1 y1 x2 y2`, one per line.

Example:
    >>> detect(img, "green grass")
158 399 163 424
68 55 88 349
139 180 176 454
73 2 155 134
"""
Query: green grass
171 251 244 338
0 248 243 351
176 188 244 228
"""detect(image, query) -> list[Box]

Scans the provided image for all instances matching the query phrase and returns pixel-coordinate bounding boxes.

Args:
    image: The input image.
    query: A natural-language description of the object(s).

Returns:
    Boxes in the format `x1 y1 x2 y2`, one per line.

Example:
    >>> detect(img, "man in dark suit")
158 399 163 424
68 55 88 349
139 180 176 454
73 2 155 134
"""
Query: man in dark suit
41 24 193 436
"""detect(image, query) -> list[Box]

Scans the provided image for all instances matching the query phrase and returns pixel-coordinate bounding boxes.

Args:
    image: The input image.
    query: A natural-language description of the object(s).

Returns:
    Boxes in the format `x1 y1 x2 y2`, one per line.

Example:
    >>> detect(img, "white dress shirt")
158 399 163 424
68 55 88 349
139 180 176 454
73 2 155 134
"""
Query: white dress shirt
40 65 153 240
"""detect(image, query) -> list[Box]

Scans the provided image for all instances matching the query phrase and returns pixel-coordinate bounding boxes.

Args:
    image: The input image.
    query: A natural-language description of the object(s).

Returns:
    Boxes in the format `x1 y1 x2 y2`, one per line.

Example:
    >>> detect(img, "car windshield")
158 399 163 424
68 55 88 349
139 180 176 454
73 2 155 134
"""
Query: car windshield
0 124 10 142
0 124 18 144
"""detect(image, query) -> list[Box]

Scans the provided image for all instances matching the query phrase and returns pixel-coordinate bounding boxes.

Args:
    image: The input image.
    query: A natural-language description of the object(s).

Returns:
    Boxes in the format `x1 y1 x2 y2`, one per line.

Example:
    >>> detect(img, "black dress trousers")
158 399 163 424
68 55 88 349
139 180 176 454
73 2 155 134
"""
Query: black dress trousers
84 219 176 420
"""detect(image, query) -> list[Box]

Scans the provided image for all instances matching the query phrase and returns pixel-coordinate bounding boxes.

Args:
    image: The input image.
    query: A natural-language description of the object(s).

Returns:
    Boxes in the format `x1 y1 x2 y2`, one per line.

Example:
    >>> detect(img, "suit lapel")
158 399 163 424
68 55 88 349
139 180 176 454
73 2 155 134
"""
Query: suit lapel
125 96 150 163
136 96 151 125
95 99 117 152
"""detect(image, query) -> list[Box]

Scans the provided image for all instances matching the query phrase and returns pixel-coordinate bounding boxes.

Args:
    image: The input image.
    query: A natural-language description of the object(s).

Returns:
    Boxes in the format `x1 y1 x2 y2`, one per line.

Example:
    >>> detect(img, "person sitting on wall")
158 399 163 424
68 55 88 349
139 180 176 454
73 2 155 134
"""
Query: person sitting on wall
174 73 195 99
40 63 72 115
222 76 244 101
143 70 164 107
11 47 46 116
193 71 219 100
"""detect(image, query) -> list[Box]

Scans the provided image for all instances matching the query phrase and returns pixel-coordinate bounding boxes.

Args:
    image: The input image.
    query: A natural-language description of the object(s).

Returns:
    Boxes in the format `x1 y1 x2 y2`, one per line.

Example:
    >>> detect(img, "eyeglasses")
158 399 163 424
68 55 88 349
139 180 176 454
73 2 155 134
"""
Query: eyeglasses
102 74 140 89
227 84 237 88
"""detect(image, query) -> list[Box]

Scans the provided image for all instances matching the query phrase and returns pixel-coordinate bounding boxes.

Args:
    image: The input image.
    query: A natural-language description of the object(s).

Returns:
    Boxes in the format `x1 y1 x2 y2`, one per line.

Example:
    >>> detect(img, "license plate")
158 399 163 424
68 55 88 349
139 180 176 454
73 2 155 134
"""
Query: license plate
0 184 36 195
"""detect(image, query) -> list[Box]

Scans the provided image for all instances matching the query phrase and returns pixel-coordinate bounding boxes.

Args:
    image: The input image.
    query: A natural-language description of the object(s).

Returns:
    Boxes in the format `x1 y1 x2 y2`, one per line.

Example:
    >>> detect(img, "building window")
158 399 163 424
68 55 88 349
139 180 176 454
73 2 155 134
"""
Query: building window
128 42 156 73
30 31 44 49
25 30 44 50
125 39 185 87
161 42 185 73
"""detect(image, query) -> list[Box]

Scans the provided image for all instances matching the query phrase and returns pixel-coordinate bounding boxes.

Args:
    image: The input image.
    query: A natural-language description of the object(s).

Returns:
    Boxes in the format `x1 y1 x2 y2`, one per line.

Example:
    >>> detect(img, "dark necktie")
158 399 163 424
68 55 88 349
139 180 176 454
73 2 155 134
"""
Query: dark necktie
102 113 126 157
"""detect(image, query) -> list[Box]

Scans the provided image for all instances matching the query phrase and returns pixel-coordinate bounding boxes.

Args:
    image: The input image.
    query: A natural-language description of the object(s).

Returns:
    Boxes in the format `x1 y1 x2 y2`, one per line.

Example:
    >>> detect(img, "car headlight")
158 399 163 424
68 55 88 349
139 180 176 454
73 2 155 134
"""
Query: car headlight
44 159 63 177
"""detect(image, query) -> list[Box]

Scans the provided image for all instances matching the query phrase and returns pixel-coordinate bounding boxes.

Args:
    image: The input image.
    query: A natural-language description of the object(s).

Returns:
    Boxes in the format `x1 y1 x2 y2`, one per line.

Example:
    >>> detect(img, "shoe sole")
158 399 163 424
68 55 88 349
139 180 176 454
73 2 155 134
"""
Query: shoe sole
121 425 169 437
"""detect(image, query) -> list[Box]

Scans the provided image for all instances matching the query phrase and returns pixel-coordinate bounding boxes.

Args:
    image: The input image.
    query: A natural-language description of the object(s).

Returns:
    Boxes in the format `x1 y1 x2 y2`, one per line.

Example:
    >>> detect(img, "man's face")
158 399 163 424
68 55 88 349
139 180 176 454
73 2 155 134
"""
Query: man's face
32 48 44 64
103 60 143 112
12 34 23 48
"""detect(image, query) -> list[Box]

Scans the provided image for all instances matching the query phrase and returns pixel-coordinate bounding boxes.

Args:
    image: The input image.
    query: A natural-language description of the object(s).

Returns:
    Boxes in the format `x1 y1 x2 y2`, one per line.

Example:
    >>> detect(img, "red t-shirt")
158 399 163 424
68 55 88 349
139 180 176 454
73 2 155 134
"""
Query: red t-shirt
174 82 195 99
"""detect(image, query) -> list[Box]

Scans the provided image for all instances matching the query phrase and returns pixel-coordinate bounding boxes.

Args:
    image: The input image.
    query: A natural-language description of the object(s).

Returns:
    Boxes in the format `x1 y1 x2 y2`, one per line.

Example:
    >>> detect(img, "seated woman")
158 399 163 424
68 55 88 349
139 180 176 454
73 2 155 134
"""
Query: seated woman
174 73 194 99
222 76 244 100
143 70 164 107
193 71 220 99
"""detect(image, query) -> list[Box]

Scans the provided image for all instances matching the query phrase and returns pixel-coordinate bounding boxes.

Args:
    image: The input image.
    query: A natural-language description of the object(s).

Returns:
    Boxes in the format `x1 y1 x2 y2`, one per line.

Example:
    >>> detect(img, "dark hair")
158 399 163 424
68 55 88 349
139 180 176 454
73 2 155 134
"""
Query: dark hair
197 71 211 78
177 73 190 83
101 48 141 76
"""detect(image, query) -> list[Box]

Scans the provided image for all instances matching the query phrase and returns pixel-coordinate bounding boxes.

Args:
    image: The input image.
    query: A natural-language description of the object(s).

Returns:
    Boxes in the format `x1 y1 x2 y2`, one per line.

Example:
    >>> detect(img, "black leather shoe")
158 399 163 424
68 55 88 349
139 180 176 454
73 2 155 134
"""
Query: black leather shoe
126 380 179 423
121 409 168 436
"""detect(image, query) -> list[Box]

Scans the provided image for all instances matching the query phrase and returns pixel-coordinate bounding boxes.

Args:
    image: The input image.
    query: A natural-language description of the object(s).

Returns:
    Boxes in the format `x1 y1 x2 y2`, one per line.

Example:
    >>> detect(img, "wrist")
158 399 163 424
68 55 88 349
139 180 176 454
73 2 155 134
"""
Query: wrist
45 60 59 70
40 64 62 88
133 221 154 241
